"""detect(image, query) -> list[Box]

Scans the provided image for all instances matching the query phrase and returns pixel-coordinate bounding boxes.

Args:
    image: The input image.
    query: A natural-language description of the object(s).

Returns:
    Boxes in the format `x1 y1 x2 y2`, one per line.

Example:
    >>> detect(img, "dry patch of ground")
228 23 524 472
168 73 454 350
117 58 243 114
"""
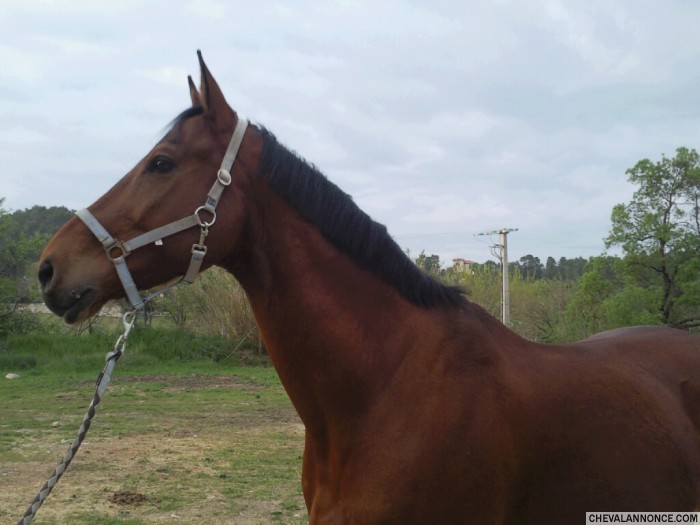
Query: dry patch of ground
1 374 307 524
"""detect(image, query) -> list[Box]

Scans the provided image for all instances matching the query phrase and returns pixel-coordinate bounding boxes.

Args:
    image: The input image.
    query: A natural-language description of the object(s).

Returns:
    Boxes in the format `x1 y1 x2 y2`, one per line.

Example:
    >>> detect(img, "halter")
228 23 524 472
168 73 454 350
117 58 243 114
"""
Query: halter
76 118 249 311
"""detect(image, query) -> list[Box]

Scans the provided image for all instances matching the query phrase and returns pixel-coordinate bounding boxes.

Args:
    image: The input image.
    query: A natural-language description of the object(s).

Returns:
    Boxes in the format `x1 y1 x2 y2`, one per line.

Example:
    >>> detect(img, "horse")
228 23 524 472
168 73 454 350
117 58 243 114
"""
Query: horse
38 52 700 524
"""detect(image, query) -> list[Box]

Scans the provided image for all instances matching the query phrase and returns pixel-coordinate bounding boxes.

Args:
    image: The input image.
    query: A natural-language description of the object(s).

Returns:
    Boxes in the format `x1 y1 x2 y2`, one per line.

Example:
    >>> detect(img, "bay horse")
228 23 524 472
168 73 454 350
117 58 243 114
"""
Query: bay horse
39 52 700 524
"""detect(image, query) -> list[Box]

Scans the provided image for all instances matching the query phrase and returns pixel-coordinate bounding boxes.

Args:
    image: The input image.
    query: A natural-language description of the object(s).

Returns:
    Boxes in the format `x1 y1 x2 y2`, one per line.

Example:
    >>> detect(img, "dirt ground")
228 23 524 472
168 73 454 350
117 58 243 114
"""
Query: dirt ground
1 375 307 524
5 433 301 523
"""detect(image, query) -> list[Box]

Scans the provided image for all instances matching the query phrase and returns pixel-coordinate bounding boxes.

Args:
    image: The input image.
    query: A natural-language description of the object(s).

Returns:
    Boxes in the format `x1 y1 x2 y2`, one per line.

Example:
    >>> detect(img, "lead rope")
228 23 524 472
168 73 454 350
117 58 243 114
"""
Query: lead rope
18 118 248 524
17 311 137 525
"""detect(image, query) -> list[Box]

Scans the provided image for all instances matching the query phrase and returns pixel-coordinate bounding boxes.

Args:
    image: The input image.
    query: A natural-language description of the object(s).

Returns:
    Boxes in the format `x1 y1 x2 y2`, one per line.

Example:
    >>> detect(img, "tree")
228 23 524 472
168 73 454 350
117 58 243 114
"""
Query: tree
415 251 442 277
0 204 73 282
544 256 558 279
0 201 73 336
556 257 588 280
562 256 661 339
518 254 543 279
605 147 700 328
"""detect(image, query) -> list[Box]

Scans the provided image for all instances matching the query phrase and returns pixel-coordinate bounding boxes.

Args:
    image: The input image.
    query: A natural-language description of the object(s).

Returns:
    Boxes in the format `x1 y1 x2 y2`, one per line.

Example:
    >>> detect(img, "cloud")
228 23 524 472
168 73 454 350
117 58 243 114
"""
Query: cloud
185 0 227 18
2 0 700 264
137 66 191 87
0 45 45 83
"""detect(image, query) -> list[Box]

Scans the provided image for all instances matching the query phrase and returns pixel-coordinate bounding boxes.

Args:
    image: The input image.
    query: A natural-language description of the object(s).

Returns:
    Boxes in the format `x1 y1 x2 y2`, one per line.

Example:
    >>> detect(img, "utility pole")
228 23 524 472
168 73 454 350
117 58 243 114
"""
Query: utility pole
476 228 518 325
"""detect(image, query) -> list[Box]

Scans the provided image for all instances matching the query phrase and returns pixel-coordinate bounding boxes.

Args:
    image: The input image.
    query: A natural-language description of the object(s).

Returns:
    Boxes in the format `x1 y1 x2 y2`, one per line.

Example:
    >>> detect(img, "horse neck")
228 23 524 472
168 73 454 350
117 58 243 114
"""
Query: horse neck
225 181 439 438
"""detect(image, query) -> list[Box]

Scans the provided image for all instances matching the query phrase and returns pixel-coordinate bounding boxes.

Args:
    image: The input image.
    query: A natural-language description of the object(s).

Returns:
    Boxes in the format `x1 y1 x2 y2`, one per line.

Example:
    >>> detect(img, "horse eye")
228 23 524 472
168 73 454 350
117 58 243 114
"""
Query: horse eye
147 156 175 174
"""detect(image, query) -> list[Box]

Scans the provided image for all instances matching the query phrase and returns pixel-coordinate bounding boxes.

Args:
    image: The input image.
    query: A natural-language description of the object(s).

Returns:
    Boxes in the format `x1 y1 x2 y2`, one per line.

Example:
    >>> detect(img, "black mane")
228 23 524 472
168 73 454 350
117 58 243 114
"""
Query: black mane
255 127 467 309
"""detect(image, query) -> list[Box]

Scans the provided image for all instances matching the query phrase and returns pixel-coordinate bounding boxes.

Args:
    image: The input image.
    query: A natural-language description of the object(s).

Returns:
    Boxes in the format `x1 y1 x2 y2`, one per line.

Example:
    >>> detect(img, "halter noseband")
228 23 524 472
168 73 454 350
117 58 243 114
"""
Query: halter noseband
76 118 249 311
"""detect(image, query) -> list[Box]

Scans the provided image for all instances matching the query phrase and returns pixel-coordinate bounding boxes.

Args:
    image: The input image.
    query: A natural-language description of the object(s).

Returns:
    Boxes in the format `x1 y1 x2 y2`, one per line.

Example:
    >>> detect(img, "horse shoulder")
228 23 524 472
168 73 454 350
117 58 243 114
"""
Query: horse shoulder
306 310 520 524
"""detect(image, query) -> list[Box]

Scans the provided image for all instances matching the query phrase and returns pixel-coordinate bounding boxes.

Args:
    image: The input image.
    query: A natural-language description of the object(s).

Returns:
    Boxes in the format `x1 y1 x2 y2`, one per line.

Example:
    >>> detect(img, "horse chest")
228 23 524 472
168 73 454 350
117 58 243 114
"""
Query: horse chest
302 425 513 524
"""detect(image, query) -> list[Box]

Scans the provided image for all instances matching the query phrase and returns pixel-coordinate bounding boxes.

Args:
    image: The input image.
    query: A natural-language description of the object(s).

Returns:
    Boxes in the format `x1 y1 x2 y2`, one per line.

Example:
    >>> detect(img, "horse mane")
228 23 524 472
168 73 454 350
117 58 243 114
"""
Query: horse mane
255 127 467 309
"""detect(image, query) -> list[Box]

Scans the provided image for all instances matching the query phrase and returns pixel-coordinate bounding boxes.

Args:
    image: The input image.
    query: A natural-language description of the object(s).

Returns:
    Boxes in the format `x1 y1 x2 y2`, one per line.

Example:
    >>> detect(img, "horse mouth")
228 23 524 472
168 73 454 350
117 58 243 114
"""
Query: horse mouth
44 288 100 324
64 291 100 324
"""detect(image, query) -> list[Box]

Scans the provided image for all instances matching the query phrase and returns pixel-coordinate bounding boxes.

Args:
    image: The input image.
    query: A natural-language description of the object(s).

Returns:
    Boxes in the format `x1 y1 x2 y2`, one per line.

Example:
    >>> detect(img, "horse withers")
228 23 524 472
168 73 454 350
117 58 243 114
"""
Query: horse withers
38 52 700 524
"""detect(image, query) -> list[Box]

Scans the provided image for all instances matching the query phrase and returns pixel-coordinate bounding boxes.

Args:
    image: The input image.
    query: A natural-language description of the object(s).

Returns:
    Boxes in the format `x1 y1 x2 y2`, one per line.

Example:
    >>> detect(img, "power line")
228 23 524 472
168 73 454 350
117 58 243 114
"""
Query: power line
476 228 518 326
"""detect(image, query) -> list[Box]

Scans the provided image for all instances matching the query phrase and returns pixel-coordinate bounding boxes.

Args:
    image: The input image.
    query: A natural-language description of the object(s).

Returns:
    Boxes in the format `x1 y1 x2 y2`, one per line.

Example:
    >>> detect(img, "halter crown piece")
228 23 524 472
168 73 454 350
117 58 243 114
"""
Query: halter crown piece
76 118 249 311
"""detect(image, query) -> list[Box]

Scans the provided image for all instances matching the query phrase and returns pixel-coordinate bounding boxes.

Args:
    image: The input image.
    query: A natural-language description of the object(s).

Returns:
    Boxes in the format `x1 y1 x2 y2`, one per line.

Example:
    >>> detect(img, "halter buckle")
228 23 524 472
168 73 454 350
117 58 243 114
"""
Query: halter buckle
217 169 232 186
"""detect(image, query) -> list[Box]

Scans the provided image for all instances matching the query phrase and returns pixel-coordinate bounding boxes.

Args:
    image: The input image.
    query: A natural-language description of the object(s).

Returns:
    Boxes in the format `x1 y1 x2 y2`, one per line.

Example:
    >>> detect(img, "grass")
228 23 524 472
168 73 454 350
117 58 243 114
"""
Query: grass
0 325 307 524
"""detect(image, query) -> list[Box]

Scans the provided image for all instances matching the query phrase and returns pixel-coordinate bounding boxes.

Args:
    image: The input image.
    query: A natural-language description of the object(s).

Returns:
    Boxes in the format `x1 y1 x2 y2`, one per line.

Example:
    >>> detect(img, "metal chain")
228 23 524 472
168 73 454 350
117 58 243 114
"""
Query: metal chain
17 311 137 525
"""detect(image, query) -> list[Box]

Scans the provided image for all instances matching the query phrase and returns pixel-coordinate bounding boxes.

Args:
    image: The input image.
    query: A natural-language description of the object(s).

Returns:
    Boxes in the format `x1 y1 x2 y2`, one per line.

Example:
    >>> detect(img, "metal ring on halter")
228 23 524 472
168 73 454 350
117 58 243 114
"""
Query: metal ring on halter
194 206 217 227
105 242 128 261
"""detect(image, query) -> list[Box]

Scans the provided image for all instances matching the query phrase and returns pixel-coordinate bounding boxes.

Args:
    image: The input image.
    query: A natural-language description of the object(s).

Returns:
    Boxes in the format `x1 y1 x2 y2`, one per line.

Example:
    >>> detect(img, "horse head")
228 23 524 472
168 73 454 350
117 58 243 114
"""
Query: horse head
38 52 253 323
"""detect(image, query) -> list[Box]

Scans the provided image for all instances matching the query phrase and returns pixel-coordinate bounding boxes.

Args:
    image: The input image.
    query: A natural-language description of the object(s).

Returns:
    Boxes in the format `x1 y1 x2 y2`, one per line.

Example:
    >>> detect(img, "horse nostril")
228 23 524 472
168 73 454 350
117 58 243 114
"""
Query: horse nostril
38 260 54 290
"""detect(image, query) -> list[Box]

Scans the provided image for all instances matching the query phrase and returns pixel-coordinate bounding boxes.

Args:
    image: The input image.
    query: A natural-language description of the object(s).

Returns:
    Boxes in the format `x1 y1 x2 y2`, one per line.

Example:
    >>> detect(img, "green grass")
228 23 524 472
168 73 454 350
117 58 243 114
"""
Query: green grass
0 323 269 375
0 327 307 524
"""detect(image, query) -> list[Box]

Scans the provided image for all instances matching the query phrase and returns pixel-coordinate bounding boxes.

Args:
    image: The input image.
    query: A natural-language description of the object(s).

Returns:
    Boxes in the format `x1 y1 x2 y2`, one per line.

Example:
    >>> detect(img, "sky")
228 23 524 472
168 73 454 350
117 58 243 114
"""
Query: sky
2 0 700 265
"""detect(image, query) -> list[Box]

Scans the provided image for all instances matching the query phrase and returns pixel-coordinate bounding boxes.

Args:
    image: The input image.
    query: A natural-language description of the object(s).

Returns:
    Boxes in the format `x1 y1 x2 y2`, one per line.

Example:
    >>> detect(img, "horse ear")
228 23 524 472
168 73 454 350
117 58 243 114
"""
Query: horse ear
187 75 201 107
197 50 234 126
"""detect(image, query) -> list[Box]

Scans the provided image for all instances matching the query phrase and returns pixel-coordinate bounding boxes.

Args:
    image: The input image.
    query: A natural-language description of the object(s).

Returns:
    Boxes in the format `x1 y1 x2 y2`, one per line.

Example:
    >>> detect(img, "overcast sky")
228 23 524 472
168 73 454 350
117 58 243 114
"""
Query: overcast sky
2 0 700 264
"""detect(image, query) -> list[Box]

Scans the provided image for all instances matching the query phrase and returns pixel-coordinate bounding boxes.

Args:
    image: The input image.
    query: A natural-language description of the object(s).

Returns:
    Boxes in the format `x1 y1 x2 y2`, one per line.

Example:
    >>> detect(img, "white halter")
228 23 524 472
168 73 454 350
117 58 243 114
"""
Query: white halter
76 118 248 310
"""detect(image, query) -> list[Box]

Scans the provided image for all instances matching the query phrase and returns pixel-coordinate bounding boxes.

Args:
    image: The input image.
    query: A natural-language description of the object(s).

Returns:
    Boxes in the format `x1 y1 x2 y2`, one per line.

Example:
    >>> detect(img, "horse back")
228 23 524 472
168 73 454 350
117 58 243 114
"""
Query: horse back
579 325 700 438
502 325 700 520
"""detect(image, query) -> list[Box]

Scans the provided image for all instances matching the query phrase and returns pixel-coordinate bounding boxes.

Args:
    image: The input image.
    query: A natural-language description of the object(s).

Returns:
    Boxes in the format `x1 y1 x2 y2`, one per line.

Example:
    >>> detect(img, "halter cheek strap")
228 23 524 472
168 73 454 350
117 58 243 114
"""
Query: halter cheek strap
76 118 249 311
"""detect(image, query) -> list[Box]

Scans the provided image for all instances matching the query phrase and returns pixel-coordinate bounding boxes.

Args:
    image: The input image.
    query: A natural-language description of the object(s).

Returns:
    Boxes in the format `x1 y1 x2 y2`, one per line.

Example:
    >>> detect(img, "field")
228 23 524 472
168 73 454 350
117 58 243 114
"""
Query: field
0 329 307 524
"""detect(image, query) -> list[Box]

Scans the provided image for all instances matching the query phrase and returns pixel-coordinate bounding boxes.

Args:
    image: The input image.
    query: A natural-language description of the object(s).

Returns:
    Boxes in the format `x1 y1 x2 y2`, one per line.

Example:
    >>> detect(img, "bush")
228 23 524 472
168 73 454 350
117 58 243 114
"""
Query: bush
156 268 263 352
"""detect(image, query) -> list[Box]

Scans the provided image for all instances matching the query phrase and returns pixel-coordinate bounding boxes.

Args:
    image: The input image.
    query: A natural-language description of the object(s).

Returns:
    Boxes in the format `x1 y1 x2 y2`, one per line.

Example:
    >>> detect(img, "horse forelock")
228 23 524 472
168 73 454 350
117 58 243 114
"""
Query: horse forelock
163 106 206 141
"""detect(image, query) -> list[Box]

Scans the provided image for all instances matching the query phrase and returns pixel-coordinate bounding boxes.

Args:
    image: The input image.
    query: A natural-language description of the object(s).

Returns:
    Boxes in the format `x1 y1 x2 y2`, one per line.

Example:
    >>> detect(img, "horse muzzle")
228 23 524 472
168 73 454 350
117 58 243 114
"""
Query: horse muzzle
38 259 101 323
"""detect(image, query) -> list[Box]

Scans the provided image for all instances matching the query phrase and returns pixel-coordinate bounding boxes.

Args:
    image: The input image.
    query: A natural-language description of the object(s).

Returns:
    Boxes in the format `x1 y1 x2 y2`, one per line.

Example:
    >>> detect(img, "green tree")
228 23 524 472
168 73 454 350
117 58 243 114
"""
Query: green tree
556 256 588 280
518 254 543 280
544 256 558 279
415 251 442 277
0 201 73 336
605 147 700 328
0 204 73 282
563 256 661 339
510 277 577 342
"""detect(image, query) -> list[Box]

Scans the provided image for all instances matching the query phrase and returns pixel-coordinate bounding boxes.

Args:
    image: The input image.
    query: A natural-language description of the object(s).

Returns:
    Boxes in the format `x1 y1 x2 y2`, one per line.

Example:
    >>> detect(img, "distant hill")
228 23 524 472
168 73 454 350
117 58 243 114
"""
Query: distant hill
4 205 74 241
0 204 74 279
